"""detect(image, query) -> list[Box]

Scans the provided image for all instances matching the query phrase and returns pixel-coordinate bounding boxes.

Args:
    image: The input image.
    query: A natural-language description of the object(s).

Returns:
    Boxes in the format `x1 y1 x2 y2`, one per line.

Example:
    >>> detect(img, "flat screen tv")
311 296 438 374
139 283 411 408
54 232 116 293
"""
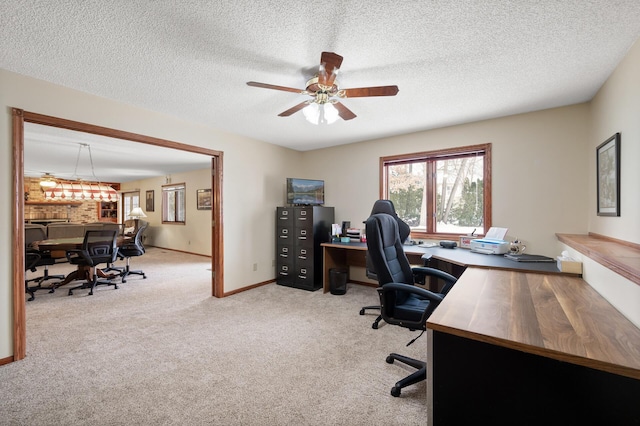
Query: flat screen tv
286 178 324 206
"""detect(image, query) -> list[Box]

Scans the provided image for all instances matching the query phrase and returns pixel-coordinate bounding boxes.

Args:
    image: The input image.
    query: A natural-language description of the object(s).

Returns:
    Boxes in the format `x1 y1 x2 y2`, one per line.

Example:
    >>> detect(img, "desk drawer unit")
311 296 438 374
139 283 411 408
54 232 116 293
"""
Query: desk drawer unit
276 206 334 291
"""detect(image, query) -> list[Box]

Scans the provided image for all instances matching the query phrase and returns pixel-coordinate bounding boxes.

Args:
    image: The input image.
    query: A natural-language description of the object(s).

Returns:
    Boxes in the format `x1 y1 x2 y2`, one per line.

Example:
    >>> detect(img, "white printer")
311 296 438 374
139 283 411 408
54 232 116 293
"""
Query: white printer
469 227 510 254
470 238 509 254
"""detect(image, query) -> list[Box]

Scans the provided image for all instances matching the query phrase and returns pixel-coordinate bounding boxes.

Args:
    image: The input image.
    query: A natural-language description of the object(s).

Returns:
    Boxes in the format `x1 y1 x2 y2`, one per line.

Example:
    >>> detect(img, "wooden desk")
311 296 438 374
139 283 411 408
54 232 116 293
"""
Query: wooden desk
425 268 640 425
321 242 431 292
321 242 571 293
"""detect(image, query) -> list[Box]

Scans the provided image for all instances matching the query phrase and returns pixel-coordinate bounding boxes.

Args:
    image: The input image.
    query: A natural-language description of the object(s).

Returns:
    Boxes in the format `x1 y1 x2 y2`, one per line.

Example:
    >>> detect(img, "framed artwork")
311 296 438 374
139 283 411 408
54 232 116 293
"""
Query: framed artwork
197 188 212 210
596 133 620 217
146 190 155 212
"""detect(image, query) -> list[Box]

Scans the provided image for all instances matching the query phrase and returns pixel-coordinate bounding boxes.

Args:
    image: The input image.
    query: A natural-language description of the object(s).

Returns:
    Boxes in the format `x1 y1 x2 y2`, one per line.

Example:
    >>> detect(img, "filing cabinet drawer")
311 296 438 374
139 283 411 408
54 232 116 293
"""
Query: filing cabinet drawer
276 262 294 285
276 226 293 244
276 207 294 227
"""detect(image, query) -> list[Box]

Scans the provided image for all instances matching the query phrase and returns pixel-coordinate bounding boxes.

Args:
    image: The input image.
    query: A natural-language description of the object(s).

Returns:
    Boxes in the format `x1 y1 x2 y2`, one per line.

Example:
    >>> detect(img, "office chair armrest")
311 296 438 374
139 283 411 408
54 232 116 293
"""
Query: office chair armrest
411 266 457 284
411 266 457 294
65 248 90 264
378 282 444 303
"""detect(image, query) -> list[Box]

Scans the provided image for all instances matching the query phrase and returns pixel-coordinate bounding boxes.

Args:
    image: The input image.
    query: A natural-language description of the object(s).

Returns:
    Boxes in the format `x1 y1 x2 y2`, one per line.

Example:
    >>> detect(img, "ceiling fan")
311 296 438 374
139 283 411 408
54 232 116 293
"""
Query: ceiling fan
247 52 399 122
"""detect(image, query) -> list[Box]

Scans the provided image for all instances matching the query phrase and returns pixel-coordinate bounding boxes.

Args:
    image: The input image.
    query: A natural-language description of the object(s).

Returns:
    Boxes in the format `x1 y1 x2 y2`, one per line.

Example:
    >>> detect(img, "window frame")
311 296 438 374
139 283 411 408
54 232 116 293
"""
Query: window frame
121 191 140 220
380 143 492 240
162 182 186 225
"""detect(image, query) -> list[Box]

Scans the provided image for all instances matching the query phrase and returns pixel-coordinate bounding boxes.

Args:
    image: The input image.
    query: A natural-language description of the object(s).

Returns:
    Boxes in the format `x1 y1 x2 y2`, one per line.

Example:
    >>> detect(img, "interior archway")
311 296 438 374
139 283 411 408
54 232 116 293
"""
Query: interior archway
12 108 224 361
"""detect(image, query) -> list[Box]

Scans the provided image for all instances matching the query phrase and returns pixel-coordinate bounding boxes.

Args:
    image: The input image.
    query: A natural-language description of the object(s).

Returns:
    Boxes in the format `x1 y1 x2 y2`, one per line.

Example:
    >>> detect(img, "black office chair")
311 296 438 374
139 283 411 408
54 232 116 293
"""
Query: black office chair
360 200 412 329
24 225 65 301
65 230 119 296
366 212 457 397
24 250 42 302
118 224 147 283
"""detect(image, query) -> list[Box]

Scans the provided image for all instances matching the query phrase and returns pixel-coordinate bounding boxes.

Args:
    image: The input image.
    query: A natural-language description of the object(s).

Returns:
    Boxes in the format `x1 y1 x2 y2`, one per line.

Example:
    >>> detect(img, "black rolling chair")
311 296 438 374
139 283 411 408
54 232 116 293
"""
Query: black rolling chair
24 225 65 301
118 224 147 283
24 251 42 302
65 230 119 296
360 200 412 329
365 212 457 397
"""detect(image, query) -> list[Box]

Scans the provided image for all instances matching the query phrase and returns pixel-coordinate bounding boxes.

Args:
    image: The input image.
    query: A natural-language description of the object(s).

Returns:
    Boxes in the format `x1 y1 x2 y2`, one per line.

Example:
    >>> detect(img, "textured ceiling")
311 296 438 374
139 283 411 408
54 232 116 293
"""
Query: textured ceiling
3 1 640 180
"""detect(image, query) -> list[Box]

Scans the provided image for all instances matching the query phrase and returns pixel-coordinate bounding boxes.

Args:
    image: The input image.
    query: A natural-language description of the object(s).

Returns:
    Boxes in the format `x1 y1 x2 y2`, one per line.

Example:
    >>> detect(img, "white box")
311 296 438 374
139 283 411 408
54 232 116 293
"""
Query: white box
557 258 582 274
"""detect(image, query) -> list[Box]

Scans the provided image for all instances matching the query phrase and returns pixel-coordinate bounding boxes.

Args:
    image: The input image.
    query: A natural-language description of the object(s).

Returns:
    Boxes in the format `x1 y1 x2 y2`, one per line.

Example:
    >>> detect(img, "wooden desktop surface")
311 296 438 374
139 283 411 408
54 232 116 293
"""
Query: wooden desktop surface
426 267 640 380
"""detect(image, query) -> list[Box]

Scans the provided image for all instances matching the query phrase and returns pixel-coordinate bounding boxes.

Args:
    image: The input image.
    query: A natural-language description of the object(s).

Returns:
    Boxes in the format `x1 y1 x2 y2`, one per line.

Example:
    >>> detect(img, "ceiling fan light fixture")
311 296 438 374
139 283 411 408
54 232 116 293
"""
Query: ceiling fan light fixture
303 103 339 125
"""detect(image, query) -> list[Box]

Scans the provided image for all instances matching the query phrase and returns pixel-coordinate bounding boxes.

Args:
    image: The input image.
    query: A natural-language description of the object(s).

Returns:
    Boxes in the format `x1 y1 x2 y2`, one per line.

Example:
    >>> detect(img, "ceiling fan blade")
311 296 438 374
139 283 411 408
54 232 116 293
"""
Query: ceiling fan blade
333 102 357 121
278 101 309 117
247 81 305 94
318 52 343 87
340 85 399 98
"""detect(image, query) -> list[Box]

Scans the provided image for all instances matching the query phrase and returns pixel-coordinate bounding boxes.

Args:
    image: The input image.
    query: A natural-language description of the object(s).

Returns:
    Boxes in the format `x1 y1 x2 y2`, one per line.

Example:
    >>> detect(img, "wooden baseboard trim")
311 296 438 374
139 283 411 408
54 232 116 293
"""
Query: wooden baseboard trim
223 279 275 297
0 355 15 366
146 245 211 258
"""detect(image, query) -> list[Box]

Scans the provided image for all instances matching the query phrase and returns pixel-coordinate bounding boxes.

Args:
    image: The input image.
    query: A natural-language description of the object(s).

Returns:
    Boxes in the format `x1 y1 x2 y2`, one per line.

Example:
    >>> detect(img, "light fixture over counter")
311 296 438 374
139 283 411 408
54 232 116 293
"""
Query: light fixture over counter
43 143 119 201
43 182 119 201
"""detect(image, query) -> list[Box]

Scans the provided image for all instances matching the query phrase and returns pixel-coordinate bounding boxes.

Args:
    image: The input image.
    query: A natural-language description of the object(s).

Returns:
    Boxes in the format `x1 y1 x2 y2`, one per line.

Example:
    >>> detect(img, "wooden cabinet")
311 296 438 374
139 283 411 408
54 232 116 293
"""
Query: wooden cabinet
98 201 118 222
276 206 334 291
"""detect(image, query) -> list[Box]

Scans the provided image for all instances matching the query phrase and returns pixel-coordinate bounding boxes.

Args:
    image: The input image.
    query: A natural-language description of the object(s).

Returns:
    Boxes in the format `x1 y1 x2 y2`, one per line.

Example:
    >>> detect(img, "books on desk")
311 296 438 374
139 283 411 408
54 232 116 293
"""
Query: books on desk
504 254 555 262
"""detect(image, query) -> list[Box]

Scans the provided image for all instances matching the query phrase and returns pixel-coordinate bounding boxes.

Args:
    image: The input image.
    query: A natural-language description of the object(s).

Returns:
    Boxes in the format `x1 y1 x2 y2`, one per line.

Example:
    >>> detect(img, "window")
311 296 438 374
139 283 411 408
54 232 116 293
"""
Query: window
162 183 186 224
381 143 491 238
122 191 140 220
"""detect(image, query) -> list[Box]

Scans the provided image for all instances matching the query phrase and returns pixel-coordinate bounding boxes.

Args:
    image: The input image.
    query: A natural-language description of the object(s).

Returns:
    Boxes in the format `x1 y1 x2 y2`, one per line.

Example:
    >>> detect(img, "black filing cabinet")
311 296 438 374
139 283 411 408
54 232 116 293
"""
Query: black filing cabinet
276 206 334 291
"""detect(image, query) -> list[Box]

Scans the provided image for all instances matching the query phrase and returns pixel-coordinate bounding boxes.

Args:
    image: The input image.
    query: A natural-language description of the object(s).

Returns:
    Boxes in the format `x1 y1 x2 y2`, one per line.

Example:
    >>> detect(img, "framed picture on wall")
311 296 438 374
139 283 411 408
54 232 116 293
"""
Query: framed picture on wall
596 132 620 217
146 190 155 212
197 188 212 210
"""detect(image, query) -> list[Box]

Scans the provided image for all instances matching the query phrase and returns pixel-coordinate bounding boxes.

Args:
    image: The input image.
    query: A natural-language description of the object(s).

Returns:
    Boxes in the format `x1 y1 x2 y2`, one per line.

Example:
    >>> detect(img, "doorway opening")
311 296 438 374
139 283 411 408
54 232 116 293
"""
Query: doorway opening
12 108 224 361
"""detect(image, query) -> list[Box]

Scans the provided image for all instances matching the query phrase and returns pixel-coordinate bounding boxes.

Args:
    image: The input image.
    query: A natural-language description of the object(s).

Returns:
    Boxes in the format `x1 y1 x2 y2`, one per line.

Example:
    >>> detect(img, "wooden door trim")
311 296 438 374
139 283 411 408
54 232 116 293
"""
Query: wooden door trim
12 108 224 361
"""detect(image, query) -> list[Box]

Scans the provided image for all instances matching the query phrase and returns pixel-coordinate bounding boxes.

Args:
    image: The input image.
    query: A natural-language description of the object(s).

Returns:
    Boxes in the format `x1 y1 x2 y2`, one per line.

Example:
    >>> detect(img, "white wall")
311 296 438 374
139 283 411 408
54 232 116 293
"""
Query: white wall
304 104 591 256
589 39 640 243
121 169 213 256
580 38 640 326
0 69 302 359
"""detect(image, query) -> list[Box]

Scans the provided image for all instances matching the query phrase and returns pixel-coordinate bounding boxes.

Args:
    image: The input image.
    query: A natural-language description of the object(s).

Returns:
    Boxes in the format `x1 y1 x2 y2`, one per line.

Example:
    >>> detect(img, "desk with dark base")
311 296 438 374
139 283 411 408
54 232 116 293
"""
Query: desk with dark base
321 242 640 424
426 268 640 425
321 242 570 293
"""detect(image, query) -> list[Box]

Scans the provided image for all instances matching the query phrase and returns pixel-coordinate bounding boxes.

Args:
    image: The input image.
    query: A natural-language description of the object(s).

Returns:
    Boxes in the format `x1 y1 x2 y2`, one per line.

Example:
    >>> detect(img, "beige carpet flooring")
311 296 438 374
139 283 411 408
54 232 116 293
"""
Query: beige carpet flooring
2 247 429 425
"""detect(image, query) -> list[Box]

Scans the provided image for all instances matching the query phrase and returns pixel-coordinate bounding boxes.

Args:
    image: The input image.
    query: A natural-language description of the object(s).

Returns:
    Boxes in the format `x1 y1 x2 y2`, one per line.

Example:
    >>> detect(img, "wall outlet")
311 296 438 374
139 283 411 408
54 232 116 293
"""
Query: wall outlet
253 263 257 271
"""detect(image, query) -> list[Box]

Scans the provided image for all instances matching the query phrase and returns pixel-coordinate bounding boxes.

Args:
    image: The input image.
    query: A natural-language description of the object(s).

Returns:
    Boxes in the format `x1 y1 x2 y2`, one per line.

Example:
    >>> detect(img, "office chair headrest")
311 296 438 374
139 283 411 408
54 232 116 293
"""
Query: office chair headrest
370 199 397 216
369 199 411 243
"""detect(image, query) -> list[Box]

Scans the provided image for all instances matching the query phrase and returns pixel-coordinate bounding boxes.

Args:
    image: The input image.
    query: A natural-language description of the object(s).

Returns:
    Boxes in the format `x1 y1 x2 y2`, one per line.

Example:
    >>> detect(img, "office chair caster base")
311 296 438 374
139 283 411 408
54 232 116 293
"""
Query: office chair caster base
359 308 365 315
386 355 394 364
372 321 379 329
391 386 401 397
